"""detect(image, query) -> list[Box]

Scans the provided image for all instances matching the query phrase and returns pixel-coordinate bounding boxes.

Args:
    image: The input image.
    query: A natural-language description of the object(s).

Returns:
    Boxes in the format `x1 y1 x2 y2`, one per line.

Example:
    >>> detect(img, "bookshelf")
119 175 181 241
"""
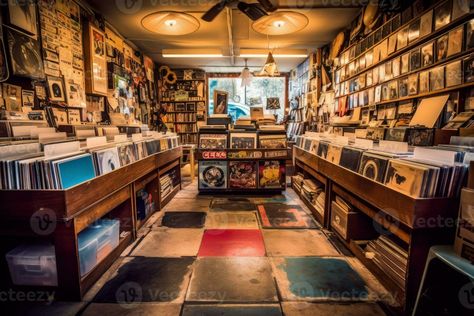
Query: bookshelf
0 147 182 300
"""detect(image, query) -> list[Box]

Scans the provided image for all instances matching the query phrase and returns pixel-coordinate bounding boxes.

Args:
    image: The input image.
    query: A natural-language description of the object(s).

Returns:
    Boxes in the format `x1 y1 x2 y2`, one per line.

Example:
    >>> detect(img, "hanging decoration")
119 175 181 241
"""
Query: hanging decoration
240 58 253 87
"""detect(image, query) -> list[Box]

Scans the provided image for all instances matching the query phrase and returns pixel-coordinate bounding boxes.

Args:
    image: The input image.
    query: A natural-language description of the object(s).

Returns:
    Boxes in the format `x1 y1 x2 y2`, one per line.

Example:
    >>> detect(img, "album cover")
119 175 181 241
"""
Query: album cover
430 66 445 91
47 75 65 102
118 144 137 166
420 10 433 38
389 80 398 99
385 103 397 120
407 74 418 96
434 1 451 31
54 154 96 189
446 60 462 87
229 161 257 189
384 61 393 81
259 160 284 189
7 29 44 79
259 135 287 149
21 89 34 108
401 53 410 74
325 144 342 165
135 141 147 160
399 77 408 98
409 48 421 71
145 139 160 155
199 134 227 149
452 0 470 20
339 146 363 172
303 138 313 151
398 101 414 116
317 141 329 159
388 33 397 55
408 19 420 43
385 160 428 197
358 153 390 183
447 26 463 57
436 35 448 61
381 83 389 101
467 20 474 50
230 133 257 149
3 83 21 111
397 26 408 49
199 160 227 189
367 127 386 141
385 128 408 142
419 70 430 93
94 147 121 175
421 42 434 67
407 128 434 146
464 55 474 82
8 0 37 35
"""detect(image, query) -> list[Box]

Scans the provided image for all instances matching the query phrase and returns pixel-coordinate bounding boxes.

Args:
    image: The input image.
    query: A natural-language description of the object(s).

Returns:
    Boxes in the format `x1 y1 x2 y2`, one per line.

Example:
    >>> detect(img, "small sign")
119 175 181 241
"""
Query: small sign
202 151 227 159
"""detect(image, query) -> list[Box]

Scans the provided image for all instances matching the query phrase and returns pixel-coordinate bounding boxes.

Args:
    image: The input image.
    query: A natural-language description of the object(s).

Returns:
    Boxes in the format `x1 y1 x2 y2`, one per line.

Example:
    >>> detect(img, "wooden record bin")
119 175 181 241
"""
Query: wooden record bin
0 147 182 300
293 146 459 313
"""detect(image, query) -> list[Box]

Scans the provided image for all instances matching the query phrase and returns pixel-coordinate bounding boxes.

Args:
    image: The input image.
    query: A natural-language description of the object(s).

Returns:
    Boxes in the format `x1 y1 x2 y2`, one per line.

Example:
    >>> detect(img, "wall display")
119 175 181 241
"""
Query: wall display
199 161 227 189
259 135 287 149
447 26 463 57
434 1 451 31
467 20 474 50
67 108 81 124
430 66 445 91
358 152 390 183
421 42 434 67
85 24 107 95
199 134 227 149
259 161 284 189
389 80 399 99
51 107 68 126
464 55 474 82
3 83 21 111
229 161 257 189
397 26 408 49
65 81 86 108
401 53 410 74
408 73 418 95
446 60 462 87
7 29 44 79
8 0 37 36
230 133 257 149
399 77 408 97
21 89 34 109
385 128 408 142
419 10 433 38
408 19 420 43
47 76 66 102
436 35 448 61
213 90 228 114
266 97 280 110
388 33 397 55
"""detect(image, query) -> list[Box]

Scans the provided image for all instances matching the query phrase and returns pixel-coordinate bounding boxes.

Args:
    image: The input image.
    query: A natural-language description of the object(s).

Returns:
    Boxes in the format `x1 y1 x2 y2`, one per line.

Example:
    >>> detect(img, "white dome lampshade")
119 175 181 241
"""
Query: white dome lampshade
252 11 308 35
259 52 279 76
240 59 253 87
142 11 200 36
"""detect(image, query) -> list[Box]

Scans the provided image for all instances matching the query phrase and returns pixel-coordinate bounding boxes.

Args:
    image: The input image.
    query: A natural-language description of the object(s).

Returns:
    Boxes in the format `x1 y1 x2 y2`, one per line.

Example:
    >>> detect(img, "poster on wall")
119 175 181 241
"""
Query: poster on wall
7 29 44 79
85 24 107 96
199 161 227 189
8 0 38 36
213 90 228 114
144 55 154 82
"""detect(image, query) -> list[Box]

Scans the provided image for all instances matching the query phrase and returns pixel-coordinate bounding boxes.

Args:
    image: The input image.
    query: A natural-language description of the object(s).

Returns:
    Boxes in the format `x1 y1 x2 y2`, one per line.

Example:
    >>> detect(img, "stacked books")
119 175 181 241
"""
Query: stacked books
366 236 408 289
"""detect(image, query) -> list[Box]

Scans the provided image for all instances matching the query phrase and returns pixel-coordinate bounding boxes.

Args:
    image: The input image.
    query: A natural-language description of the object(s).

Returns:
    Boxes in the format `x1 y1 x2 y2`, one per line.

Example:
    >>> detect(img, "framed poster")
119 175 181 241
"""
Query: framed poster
7 28 44 79
199 161 227 189
213 90 228 114
8 0 37 36
47 75 66 102
85 24 107 96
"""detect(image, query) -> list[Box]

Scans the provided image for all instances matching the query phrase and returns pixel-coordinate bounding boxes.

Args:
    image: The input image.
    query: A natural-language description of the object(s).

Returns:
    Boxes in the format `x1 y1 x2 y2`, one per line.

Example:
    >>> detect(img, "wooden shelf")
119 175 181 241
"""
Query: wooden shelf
160 185 180 209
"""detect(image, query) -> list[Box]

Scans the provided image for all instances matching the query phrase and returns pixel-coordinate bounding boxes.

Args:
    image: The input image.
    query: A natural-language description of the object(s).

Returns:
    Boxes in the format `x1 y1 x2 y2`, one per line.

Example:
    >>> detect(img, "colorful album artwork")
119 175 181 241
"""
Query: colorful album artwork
259 160 284 189
94 147 121 175
199 161 227 189
229 161 257 189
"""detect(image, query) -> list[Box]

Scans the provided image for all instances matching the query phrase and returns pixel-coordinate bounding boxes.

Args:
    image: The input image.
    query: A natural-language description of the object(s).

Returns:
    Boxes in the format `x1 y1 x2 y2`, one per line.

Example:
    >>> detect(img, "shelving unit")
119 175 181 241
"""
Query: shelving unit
293 146 459 313
0 147 182 300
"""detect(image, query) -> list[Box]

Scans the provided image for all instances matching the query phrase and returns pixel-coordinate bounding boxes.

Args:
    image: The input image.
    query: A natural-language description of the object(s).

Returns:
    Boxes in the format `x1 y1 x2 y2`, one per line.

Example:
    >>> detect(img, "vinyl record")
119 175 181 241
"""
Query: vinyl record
202 165 225 187
7 29 44 79
98 149 121 175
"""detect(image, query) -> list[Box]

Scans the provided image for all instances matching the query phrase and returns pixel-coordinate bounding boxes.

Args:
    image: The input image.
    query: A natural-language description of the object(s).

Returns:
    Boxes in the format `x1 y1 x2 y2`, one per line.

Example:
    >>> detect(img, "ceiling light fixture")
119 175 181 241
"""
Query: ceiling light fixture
162 49 224 58
259 52 279 76
240 58 253 87
142 11 199 35
252 11 309 35
239 49 308 58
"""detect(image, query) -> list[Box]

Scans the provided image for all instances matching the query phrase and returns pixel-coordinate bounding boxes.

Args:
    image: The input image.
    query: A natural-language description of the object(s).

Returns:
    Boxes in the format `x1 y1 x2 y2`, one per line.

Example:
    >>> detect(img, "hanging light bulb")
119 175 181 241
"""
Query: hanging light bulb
259 51 279 76
240 58 253 87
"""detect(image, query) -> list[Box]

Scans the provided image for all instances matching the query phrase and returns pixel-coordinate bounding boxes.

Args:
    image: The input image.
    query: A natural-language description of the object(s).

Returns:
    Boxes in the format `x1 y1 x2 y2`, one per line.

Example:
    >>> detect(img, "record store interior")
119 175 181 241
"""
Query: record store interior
2 0 474 315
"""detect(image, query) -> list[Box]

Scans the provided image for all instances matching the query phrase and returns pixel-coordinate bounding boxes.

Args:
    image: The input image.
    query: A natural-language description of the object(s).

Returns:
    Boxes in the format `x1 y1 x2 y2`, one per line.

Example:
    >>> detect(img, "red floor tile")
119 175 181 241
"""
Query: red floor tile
198 229 266 257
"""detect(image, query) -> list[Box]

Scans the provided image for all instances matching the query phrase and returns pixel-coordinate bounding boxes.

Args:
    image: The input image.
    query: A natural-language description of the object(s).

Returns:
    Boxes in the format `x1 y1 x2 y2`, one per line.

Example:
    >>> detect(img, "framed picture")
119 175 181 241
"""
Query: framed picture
434 1 451 31
452 0 470 20
392 57 400 77
429 66 445 91
447 26 463 57
85 24 107 96
399 77 408 98
421 42 434 67
7 0 37 36
266 97 281 110
436 35 448 61
65 82 86 108
408 73 418 95
408 19 420 43
409 48 421 71
3 83 21 111
213 90 228 114
446 60 462 87
0 35 8 82
464 55 474 83
21 89 34 108
47 75 66 102
468 20 474 50
397 26 408 49
7 29 44 79
401 53 410 74
419 70 430 93
419 10 433 38
389 80 399 100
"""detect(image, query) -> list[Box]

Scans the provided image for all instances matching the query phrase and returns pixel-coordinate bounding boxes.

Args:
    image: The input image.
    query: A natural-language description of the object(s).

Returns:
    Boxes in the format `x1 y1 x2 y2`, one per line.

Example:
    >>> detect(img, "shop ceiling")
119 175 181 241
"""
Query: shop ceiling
86 0 362 72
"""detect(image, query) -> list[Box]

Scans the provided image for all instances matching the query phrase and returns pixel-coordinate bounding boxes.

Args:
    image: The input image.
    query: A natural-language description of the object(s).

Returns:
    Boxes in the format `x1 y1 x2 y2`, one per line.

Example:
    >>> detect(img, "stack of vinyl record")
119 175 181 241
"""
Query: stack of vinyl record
291 173 304 192
160 174 173 201
366 236 408 289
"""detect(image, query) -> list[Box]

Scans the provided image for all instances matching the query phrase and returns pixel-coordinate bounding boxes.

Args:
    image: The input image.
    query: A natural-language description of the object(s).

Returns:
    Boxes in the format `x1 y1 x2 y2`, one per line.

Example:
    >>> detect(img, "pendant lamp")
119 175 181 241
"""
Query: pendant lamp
259 51 279 76
240 59 253 87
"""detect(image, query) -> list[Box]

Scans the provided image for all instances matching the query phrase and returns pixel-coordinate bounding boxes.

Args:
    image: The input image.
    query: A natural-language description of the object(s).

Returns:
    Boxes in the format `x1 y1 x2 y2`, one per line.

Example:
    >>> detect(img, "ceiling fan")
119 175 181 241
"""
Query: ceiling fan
202 0 277 22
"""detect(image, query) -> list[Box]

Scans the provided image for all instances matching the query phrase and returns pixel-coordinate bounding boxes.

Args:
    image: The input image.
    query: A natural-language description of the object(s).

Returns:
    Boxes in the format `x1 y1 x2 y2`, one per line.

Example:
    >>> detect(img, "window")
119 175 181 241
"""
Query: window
208 76 286 122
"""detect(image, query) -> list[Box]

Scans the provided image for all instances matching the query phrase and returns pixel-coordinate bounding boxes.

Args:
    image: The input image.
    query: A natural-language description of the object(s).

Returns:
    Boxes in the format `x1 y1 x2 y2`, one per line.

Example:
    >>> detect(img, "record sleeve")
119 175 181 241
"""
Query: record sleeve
340 146 363 172
259 135 287 149
385 128 408 142
259 160 284 188
199 133 227 149
358 152 390 183
54 154 96 189
317 141 329 159
199 160 227 189
94 147 121 175
230 132 256 149
7 29 44 79
385 159 430 197
229 161 257 189
326 144 343 165
118 143 137 166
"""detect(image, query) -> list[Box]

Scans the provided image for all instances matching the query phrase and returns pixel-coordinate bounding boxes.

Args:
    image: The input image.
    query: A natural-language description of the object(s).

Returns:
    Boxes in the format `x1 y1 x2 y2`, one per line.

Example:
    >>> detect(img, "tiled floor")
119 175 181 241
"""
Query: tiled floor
11 180 395 315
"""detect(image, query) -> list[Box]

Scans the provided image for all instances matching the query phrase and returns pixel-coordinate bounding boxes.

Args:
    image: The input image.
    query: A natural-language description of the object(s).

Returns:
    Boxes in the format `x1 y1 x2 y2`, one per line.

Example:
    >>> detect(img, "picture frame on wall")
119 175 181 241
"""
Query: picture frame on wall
430 66 445 91
421 42 434 67
7 28 44 79
436 35 448 61
408 19 420 43
464 55 474 83
434 1 451 31
468 20 474 50
47 75 66 102
419 70 430 93
452 0 470 20
408 73 418 95
445 60 462 87
213 90 228 114
447 26 463 57
85 23 107 96
409 48 421 71
419 10 433 38
7 0 37 36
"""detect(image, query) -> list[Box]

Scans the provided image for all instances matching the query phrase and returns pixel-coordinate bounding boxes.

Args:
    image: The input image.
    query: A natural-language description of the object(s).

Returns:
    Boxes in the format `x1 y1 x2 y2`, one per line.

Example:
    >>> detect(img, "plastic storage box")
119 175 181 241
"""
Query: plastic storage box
6 244 58 286
78 219 120 277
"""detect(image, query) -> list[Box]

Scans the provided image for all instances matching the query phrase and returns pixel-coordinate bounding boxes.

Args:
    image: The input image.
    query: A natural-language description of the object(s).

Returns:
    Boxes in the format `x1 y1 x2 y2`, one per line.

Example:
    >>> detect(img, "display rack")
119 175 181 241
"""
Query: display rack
0 147 182 300
292 146 459 313
196 148 289 194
